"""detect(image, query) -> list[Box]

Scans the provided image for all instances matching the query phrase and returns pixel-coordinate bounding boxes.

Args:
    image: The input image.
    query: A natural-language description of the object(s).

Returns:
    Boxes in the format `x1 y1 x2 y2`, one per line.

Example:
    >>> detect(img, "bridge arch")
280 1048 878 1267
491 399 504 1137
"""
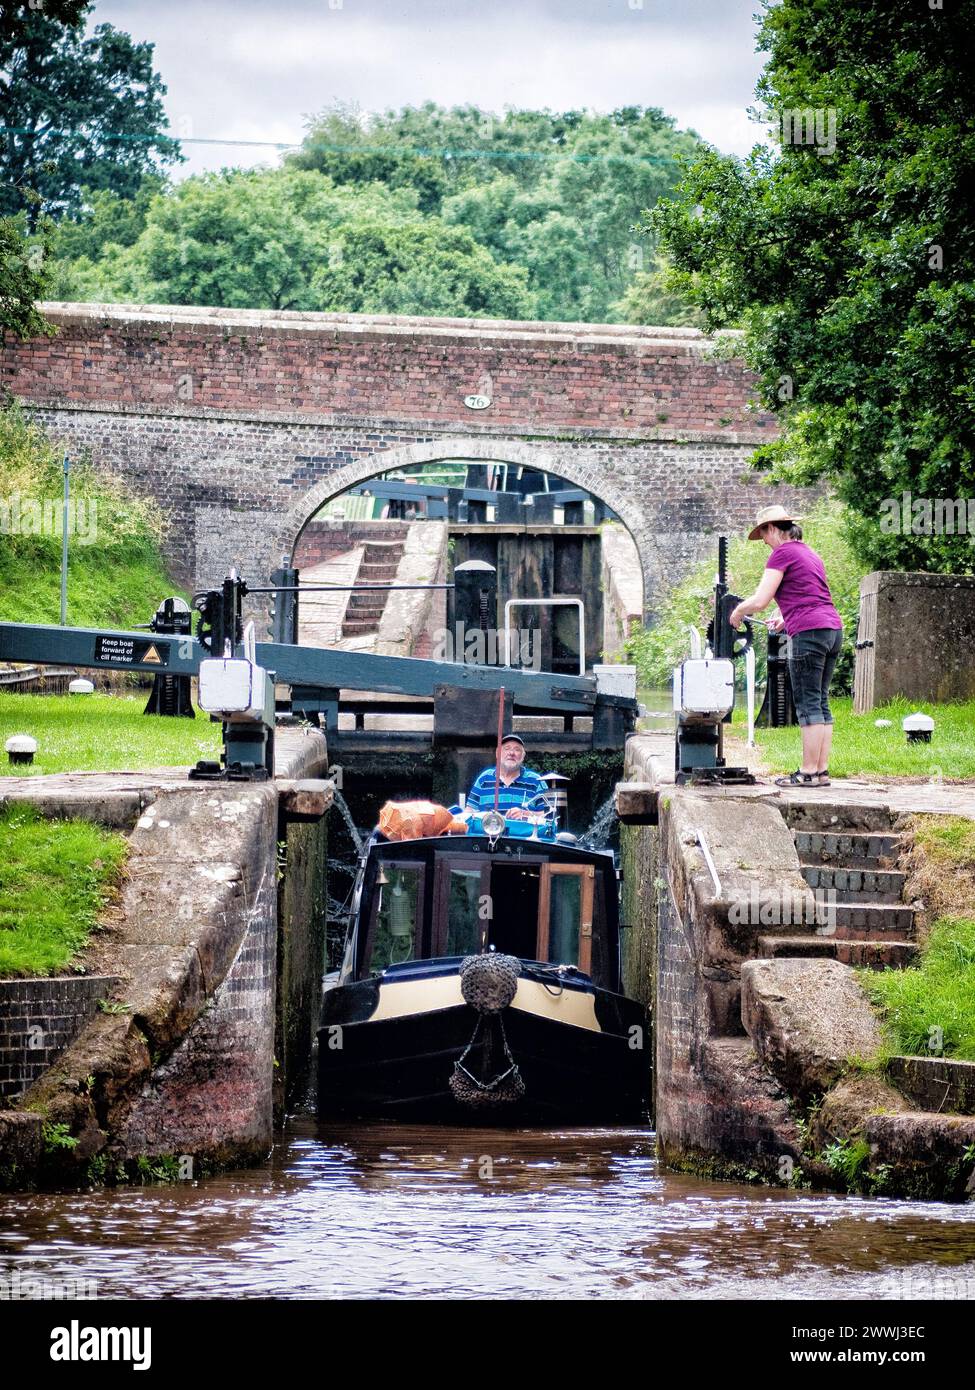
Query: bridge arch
273 436 656 618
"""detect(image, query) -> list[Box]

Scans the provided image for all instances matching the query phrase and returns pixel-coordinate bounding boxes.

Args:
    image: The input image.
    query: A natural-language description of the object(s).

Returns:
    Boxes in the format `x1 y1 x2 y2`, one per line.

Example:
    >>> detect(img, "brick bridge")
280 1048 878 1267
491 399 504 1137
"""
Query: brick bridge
2 302 814 613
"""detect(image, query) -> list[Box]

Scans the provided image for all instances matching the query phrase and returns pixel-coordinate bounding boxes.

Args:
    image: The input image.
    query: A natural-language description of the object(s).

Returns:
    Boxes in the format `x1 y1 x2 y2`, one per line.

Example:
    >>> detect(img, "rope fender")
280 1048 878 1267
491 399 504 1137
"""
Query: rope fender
458 952 520 1014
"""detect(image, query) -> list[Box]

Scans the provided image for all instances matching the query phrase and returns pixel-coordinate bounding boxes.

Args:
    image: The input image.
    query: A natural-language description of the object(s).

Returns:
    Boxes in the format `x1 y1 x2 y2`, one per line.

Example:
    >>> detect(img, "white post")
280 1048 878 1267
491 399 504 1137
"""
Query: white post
60 453 70 625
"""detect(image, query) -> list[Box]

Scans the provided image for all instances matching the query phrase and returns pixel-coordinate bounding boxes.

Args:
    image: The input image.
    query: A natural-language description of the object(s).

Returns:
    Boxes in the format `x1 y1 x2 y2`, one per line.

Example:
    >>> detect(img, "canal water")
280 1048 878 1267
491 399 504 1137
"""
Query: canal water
2 1114 974 1300
4 692 972 1303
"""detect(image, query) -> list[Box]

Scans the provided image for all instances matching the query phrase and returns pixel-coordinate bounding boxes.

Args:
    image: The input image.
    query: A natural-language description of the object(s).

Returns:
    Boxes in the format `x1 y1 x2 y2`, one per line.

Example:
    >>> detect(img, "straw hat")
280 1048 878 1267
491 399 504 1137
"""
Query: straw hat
747 504 801 541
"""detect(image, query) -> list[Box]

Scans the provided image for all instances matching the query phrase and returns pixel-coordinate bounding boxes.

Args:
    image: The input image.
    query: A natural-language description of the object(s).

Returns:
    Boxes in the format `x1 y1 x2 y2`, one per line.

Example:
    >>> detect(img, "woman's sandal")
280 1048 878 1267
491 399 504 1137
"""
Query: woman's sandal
815 769 831 786
773 769 820 787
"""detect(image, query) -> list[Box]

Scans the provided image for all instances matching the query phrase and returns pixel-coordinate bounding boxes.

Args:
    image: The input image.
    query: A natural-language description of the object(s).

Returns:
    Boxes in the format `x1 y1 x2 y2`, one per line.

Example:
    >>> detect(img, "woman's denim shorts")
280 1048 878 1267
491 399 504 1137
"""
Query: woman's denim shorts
786 627 844 726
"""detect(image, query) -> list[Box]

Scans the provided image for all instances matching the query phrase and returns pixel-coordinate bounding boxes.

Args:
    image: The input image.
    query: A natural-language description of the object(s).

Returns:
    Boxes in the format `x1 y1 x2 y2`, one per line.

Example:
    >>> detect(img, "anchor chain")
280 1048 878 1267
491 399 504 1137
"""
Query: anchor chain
449 1014 526 1109
449 954 525 1107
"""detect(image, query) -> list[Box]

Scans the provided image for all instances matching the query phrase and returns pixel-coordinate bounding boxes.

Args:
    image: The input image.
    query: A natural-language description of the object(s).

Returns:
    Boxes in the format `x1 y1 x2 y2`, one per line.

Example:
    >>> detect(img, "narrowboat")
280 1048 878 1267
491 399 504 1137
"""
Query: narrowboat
317 807 650 1122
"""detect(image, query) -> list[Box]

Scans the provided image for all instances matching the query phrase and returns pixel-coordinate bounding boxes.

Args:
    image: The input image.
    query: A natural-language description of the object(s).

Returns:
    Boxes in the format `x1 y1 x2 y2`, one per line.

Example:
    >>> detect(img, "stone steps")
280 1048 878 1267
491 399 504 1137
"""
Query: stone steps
795 830 904 867
340 539 407 635
757 818 919 971
757 934 918 970
829 903 916 934
358 560 400 577
345 600 386 617
800 864 907 904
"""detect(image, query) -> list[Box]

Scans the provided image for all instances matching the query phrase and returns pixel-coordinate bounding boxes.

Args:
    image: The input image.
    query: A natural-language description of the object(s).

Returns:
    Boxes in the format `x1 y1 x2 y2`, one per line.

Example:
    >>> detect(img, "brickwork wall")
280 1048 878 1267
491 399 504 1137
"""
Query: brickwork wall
2 304 820 614
0 976 118 1100
4 305 771 434
294 521 409 569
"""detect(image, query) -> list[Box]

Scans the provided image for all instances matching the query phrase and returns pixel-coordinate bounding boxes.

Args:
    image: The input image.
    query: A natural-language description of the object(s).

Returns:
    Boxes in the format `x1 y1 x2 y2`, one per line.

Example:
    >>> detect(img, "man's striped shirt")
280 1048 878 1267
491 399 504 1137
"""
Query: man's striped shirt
467 766 547 814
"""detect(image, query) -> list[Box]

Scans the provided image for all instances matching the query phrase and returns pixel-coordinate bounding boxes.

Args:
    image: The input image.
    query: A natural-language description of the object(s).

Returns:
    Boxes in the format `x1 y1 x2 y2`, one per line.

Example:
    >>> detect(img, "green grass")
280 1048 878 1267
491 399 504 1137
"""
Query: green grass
909 815 975 869
0 692 220 776
0 802 127 976
0 401 182 629
0 545 185 630
859 917 975 1062
730 695 975 780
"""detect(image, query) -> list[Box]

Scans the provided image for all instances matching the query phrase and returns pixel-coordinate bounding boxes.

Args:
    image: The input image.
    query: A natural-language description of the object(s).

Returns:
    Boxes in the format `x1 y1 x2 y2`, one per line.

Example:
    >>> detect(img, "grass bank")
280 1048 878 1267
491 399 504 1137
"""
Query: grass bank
0 692 220 776
0 802 127 976
727 696 975 781
860 917 975 1061
858 816 975 1062
0 403 180 628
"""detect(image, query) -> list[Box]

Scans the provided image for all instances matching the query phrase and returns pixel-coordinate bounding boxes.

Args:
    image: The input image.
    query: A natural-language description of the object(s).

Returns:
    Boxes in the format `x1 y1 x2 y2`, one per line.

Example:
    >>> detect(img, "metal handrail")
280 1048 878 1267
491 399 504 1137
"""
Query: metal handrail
502 597 586 676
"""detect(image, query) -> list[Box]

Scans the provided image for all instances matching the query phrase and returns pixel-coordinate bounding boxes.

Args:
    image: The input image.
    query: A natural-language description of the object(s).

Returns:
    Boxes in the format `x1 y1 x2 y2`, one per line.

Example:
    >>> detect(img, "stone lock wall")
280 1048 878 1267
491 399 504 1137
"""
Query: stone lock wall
1 303 822 616
275 811 329 1122
0 730 330 1186
0 976 119 1100
854 570 975 710
620 768 975 1200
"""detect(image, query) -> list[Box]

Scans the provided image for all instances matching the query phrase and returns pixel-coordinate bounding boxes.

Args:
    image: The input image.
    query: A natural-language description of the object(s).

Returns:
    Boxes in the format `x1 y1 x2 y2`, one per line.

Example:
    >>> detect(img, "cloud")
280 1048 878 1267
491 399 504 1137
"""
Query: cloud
90 0 768 177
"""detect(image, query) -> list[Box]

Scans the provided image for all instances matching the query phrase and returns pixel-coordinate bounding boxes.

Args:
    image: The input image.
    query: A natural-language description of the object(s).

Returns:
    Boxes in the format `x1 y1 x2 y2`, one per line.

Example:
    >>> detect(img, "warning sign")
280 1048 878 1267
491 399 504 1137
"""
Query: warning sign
93 635 170 667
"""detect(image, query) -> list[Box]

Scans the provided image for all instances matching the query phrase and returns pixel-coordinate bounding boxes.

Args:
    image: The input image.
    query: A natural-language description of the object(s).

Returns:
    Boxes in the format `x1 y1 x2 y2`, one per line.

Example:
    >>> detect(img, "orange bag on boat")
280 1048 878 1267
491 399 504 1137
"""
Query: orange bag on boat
378 800 468 841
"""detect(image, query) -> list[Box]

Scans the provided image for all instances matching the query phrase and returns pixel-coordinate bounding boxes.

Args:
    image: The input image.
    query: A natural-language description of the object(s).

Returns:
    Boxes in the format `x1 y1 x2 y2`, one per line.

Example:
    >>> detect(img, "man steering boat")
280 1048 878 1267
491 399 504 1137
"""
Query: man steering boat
465 734 547 821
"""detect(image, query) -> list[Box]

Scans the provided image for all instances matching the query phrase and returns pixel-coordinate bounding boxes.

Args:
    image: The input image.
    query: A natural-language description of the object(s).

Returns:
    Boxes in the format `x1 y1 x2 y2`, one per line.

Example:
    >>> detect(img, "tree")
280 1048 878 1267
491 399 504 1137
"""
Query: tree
293 102 704 322
0 213 53 337
652 0 975 573
0 1 180 228
612 256 705 329
52 166 537 319
314 221 536 319
287 103 450 215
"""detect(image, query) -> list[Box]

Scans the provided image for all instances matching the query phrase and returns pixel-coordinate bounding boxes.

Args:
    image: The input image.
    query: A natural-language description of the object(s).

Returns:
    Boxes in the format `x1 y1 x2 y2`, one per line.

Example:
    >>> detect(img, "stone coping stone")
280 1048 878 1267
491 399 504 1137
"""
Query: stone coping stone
39 299 715 350
273 728 328 782
863 1111 975 1200
623 735 975 829
0 1111 42 1178
0 783 156 829
741 957 884 1104
663 789 815 949
128 786 276 867
886 1055 975 1116
116 863 246 996
0 729 327 830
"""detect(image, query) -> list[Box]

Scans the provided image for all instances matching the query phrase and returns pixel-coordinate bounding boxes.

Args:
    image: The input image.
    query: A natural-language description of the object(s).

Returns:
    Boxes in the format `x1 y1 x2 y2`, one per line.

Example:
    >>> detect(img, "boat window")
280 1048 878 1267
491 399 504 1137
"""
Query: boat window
549 873 581 962
537 864 594 972
369 864 422 972
445 867 484 956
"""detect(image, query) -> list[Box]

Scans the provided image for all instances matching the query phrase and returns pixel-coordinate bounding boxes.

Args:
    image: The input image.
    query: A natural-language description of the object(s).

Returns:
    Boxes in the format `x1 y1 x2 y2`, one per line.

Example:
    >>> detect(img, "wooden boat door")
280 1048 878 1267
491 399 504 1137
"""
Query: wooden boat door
536 863 595 973
432 856 492 956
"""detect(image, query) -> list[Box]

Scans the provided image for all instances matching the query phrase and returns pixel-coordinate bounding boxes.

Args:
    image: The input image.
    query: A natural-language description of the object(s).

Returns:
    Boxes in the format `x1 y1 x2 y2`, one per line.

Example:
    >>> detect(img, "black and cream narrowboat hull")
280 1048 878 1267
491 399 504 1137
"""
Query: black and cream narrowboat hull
317 957 650 1122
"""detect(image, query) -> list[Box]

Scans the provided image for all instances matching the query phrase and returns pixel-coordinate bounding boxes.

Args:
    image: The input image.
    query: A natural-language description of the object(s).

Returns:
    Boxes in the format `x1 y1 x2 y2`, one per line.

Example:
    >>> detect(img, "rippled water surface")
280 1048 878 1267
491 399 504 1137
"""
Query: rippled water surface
2 1119 975 1299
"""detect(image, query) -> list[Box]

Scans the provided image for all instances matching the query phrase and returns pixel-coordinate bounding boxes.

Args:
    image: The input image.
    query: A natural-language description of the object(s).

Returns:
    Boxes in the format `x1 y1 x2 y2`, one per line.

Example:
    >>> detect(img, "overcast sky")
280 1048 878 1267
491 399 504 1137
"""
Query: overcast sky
90 0 769 178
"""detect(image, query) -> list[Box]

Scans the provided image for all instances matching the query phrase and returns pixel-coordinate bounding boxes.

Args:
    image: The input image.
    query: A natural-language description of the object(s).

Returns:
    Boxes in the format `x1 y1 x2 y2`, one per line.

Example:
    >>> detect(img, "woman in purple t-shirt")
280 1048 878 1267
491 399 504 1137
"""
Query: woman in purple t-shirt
729 506 843 788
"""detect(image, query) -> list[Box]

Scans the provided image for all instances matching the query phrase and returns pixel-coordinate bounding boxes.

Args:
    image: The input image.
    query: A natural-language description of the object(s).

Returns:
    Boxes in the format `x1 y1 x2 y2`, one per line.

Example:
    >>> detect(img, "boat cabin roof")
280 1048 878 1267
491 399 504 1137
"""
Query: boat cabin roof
346 831 621 990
